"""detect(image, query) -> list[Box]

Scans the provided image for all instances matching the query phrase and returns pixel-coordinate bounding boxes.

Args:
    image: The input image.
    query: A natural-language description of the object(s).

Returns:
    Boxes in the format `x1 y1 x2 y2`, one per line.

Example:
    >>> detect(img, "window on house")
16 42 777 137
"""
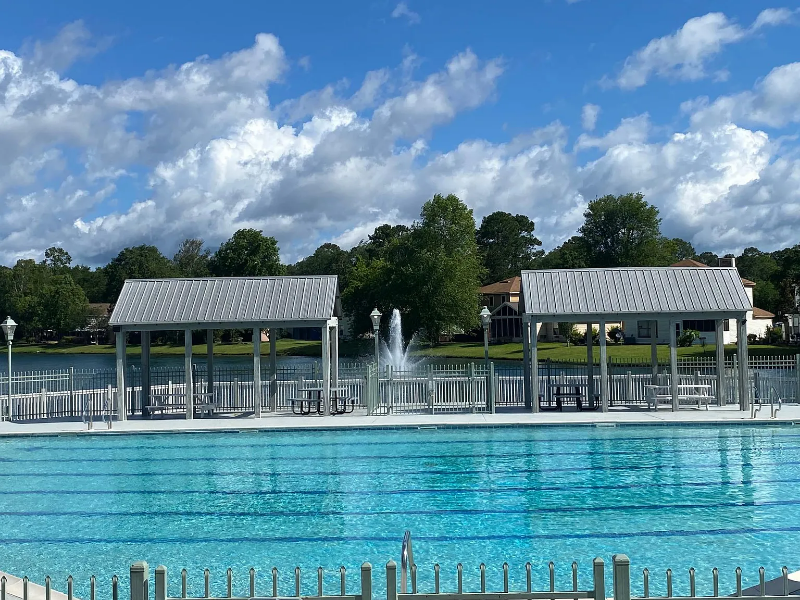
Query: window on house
501 295 507 304
488 296 494 306
637 321 652 338
682 320 716 332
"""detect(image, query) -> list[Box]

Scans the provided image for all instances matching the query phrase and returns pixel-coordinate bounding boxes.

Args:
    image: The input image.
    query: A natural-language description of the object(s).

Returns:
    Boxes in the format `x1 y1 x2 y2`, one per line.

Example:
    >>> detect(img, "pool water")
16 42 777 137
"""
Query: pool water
0 425 797 599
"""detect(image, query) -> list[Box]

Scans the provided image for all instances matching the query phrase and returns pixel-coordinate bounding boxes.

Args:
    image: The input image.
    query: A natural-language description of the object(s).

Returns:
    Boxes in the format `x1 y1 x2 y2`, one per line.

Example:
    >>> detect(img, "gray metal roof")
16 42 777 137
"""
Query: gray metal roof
110 276 340 330
521 267 751 321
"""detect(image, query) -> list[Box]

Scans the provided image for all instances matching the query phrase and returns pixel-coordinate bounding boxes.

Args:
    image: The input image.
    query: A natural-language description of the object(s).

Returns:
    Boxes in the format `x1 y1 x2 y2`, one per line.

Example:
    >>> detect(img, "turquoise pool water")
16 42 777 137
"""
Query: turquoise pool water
0 425 797 599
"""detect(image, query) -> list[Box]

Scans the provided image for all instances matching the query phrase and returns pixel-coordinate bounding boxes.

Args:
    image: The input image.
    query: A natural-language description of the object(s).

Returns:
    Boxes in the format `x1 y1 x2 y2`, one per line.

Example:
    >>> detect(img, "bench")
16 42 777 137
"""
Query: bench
288 395 359 415
645 385 710 410
146 392 217 417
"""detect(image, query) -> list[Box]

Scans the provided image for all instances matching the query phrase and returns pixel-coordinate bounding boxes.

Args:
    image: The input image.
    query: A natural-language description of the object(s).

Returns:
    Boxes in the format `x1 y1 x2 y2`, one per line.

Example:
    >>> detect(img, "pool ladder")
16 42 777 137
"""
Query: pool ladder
401 530 414 593
751 386 782 419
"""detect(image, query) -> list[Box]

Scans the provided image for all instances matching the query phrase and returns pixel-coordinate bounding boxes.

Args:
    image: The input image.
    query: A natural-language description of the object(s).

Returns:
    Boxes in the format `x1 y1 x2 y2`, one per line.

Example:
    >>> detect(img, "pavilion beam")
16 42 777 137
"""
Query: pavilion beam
715 319 725 406
650 320 658 384
141 331 151 418
737 318 749 411
531 319 539 414
331 321 339 392
669 320 679 412
322 324 331 416
206 330 214 401
599 320 608 412
522 316 532 410
269 330 277 412
115 331 127 421
586 323 594 406
253 328 262 418
185 329 193 420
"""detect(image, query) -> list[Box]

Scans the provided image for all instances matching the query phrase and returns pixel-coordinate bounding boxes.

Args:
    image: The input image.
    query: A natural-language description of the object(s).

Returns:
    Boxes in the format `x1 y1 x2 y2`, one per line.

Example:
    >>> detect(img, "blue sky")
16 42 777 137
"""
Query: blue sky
1 0 799 265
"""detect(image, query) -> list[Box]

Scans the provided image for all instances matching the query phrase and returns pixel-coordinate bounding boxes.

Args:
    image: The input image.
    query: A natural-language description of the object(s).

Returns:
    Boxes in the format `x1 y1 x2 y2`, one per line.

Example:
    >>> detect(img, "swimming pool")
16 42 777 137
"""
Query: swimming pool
0 425 797 599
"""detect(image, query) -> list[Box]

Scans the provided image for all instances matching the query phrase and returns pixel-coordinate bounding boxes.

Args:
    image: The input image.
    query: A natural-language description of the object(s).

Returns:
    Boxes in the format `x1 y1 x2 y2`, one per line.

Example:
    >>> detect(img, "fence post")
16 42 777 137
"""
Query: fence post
386 561 397 600
469 362 476 413
626 371 633 403
427 367 434 414
130 562 149 600
593 558 605 600
388 366 394 414
155 567 166 600
796 355 800 403
234 378 240 408
489 362 496 414
361 563 372 600
41 388 47 419
612 555 631 600
68 367 75 417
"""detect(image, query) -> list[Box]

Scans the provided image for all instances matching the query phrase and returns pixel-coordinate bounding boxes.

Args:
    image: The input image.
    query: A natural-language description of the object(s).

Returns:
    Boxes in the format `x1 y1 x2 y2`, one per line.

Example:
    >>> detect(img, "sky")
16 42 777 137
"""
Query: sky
1 0 799 267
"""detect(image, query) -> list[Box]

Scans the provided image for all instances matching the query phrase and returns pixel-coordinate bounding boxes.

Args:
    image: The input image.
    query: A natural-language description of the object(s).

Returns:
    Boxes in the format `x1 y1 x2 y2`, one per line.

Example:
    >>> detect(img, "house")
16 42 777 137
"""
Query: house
72 303 112 344
480 277 522 342
621 258 774 345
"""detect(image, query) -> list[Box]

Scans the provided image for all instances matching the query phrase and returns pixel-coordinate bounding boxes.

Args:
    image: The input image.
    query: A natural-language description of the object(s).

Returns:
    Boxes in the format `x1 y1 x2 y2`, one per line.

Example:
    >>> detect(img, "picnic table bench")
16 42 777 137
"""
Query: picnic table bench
288 387 358 415
540 382 600 412
146 392 217 417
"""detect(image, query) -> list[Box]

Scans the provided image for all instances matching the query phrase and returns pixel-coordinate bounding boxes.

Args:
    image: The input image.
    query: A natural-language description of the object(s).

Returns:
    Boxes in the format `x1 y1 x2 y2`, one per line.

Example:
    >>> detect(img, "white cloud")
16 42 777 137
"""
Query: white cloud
391 2 421 25
611 9 794 90
4 29 800 266
22 20 113 72
581 103 600 131
297 56 311 71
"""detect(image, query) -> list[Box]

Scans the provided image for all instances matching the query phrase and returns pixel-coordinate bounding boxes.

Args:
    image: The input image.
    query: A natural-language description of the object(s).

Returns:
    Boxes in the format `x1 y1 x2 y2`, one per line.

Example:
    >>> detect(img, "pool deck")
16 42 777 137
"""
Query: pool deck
2 404 799 436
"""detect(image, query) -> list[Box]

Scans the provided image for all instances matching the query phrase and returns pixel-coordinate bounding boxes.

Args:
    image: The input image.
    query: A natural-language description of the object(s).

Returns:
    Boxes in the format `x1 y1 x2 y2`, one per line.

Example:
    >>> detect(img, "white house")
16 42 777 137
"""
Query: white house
621 258 774 345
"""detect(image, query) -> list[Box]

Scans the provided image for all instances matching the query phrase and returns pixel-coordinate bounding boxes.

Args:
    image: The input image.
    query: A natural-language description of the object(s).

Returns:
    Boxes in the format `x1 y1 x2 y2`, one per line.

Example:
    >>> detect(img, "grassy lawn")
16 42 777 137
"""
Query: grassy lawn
10 339 799 361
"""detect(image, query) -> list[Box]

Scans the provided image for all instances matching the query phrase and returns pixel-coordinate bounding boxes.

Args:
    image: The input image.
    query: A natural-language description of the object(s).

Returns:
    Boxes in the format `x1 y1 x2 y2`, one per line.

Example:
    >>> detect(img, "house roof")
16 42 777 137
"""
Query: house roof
491 301 519 315
521 267 751 321
480 276 521 295
752 307 775 319
670 260 755 286
110 276 341 331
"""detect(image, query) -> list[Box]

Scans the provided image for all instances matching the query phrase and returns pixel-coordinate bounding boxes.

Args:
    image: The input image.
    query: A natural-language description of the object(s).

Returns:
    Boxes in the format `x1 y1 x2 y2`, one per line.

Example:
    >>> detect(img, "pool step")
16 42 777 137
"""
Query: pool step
0 571 73 600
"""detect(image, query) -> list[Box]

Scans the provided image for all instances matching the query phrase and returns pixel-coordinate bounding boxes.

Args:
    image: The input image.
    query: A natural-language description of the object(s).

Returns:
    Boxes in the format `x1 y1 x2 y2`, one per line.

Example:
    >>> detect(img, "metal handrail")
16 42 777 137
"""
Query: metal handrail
770 386 783 419
400 530 414 593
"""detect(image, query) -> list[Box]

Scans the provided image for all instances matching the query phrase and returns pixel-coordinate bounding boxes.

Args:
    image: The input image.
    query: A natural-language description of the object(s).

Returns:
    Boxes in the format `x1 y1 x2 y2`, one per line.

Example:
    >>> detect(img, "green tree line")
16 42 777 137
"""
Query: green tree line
1 191 798 343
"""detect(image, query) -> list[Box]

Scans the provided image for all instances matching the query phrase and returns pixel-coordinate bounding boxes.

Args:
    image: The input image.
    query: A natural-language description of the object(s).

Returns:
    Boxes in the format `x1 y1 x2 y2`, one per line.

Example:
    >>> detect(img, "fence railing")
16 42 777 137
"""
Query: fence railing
2 356 799 421
4 555 792 600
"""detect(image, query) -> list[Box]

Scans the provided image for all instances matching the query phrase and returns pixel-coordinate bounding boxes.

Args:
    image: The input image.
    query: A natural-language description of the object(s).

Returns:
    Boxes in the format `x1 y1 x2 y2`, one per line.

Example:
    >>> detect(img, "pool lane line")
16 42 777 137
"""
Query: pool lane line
2 474 799 496
2 497 800 519
0 455 794 478
5 523 800 544
10 430 799 453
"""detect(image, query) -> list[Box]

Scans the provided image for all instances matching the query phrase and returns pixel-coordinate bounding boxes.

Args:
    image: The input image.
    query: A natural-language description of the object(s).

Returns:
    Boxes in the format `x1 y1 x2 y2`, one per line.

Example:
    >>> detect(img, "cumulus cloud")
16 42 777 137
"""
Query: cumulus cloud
3 29 800 266
611 9 794 90
391 2 421 25
581 103 600 131
22 20 112 72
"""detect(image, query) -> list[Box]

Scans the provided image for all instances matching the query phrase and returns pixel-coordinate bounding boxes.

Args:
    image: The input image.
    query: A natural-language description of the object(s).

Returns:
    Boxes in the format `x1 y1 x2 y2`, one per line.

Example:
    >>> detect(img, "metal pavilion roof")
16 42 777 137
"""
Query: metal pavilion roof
520 267 751 321
109 276 341 330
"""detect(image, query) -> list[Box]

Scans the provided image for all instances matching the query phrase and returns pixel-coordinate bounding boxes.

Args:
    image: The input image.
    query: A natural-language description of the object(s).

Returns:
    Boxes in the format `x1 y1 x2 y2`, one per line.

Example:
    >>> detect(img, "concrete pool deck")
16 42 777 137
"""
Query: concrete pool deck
2 404 800 436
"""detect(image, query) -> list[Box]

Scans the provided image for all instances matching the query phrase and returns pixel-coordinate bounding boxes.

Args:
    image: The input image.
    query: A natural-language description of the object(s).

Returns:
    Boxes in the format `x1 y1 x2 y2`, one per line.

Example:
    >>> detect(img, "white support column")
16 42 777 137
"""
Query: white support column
115 330 127 421
331 320 339 392
322 325 331 416
737 318 749 411
522 316 531 410
184 329 193 420
206 330 214 401
586 323 594 404
669 319 679 412
715 319 725 406
531 319 539 414
599 320 608 412
650 321 658 383
253 328 262 418
141 331 151 417
269 330 277 411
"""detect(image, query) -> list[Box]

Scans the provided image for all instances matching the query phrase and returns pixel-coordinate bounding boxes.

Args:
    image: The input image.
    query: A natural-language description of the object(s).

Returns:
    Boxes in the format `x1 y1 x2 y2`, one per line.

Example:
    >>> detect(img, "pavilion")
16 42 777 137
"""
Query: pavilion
519 267 753 412
109 275 341 420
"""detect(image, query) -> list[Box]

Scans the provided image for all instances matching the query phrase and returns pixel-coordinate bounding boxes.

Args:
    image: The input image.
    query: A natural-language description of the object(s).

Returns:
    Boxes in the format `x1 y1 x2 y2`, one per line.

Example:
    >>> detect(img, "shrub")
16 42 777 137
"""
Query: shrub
607 325 623 344
764 325 782 344
747 333 759 345
678 329 700 347
568 328 585 346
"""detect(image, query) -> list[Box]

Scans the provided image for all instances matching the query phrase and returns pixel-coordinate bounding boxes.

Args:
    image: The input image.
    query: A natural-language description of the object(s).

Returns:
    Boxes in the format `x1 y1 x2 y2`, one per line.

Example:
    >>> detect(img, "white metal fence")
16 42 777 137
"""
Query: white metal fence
1 356 799 422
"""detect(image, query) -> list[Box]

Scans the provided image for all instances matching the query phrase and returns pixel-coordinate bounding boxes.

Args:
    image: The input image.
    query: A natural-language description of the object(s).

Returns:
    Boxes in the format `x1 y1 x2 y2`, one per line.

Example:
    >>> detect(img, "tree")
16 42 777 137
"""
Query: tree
578 192 662 267
736 247 779 283
173 238 211 277
70 265 107 303
39 275 89 337
538 237 589 269
104 245 177 302
43 247 72 272
694 251 719 267
403 194 484 342
210 229 284 277
289 243 353 288
476 212 543 283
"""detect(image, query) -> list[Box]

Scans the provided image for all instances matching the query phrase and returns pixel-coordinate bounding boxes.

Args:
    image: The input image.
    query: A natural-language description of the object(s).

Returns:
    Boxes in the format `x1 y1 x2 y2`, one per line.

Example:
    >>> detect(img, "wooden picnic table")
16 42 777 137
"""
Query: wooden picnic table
541 382 600 412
